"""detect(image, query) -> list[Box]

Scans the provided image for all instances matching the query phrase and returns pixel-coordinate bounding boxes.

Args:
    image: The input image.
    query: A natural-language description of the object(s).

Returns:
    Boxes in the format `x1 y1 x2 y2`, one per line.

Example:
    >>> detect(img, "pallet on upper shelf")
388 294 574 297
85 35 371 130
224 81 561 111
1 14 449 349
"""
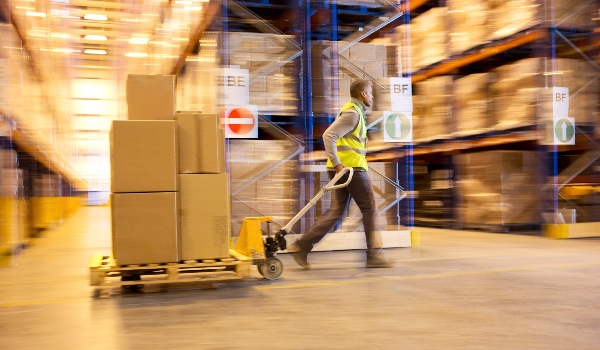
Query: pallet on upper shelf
411 27 547 83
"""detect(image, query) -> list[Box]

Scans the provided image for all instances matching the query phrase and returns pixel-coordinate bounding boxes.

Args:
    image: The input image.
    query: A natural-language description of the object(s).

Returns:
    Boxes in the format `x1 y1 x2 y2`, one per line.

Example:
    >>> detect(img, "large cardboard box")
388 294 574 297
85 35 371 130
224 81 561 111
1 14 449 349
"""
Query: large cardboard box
126 74 176 120
179 174 231 260
177 112 225 174
110 120 177 193
111 192 179 265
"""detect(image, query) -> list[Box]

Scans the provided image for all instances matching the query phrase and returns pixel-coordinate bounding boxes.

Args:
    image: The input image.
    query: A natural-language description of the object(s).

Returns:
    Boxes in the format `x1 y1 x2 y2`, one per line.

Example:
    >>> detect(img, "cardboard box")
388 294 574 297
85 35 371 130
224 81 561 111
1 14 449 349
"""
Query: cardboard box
177 113 225 174
111 192 179 265
126 74 176 120
179 174 231 260
110 120 177 193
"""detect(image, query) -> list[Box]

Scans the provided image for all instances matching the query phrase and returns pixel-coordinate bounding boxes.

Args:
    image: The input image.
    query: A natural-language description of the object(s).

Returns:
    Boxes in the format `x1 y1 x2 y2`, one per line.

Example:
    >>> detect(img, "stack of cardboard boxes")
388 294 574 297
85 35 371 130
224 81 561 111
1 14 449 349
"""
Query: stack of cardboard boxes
393 7 450 71
412 76 454 142
111 74 230 266
455 73 494 135
455 151 542 228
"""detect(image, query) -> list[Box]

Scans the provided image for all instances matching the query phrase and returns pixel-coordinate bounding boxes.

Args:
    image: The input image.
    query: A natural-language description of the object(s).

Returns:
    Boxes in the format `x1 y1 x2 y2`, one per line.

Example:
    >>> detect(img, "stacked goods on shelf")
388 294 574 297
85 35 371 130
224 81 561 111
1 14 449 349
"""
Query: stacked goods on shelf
32 174 63 232
489 0 596 40
550 59 599 129
228 140 298 235
413 76 453 142
455 151 542 229
392 7 449 71
413 164 456 228
448 0 491 54
227 32 299 115
0 150 19 251
311 41 389 115
454 73 495 135
488 0 542 40
491 58 543 129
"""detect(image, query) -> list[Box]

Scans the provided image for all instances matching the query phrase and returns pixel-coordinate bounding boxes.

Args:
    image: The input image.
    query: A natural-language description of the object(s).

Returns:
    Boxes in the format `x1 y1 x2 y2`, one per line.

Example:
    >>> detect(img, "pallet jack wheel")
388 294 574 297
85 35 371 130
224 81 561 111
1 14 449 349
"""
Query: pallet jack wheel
259 257 283 280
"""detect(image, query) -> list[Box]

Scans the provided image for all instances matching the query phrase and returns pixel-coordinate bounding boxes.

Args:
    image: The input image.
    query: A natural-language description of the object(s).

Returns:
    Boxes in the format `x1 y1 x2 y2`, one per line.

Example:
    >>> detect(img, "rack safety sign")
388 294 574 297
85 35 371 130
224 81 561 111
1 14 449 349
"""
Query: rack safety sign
542 87 575 145
384 78 413 142
221 67 258 138
383 111 412 142
222 105 258 139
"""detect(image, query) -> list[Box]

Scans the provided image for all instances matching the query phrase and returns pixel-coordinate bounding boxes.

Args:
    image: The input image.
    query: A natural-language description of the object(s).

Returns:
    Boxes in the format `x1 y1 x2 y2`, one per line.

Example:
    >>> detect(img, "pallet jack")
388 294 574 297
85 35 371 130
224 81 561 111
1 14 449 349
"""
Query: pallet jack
236 167 354 279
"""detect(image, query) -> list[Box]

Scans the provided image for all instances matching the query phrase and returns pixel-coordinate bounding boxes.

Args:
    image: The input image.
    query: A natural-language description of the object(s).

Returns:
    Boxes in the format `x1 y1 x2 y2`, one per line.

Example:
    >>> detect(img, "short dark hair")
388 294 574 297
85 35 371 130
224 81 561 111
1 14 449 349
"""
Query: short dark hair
350 79 372 99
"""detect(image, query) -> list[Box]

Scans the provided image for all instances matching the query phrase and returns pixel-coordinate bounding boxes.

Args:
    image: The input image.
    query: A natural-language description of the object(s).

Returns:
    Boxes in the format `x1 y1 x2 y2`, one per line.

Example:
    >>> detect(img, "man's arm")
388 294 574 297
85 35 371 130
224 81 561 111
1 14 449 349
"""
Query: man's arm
323 109 359 171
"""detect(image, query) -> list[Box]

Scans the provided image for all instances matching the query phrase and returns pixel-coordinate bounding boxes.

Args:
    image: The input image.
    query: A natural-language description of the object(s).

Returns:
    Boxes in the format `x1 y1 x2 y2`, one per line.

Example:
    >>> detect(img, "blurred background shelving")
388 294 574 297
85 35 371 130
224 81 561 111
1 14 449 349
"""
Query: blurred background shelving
0 0 598 259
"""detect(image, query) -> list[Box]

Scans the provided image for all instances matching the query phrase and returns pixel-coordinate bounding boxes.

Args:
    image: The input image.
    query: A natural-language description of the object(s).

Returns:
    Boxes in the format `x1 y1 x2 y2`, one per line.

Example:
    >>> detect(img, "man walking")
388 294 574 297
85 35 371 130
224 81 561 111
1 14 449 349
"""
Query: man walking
287 79 395 269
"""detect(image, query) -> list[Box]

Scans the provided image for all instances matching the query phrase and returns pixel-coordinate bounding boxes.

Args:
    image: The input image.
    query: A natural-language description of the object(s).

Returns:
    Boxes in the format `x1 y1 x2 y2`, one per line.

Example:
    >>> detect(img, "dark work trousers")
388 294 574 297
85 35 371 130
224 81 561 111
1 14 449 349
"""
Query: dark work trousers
298 170 383 251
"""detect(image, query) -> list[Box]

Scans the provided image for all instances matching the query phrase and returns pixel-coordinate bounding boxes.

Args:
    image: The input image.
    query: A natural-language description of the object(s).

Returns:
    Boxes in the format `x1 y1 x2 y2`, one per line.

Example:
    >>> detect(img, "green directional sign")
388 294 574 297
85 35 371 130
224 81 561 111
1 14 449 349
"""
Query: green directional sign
383 112 412 142
553 117 575 145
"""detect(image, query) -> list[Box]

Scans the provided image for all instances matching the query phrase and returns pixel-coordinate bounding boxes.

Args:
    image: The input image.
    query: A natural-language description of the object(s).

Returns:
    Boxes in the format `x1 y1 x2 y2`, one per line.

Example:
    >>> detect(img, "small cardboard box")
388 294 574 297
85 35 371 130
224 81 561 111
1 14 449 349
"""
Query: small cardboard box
177 112 225 174
111 192 179 265
110 120 177 193
179 174 231 260
126 74 176 120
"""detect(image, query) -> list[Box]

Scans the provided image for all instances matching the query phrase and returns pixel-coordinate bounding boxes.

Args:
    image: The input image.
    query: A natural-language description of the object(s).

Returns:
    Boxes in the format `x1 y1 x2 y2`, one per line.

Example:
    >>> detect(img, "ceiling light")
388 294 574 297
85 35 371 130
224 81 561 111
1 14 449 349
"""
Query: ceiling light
26 11 47 17
84 35 108 41
84 49 107 55
175 0 193 4
129 37 149 45
184 6 202 10
83 14 107 21
125 52 147 58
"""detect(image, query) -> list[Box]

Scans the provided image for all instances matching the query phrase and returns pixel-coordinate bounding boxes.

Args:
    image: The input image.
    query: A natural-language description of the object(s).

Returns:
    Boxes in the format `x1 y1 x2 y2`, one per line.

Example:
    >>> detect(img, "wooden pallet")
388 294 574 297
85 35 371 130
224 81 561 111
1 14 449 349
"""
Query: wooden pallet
90 249 252 289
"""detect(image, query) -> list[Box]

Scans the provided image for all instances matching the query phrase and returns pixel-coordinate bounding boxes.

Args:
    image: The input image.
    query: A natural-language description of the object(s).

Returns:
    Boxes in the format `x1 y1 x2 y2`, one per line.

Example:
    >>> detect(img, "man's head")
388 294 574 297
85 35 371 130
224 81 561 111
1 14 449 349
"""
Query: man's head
350 79 374 108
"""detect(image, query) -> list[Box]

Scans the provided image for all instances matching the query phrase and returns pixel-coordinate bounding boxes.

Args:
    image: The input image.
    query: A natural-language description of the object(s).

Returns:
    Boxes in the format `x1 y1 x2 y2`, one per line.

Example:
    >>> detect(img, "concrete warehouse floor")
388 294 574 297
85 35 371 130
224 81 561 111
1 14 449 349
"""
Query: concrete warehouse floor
1 206 600 349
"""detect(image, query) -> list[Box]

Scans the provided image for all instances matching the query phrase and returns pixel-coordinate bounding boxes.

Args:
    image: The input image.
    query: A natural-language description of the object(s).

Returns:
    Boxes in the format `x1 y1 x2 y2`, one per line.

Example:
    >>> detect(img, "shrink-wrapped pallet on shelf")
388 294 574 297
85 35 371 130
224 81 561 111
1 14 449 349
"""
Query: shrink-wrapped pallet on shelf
410 7 450 70
551 0 598 29
227 32 299 115
413 76 453 142
311 40 389 115
491 58 544 129
448 0 491 54
551 59 600 132
228 140 300 236
454 73 495 135
488 0 541 40
455 151 542 229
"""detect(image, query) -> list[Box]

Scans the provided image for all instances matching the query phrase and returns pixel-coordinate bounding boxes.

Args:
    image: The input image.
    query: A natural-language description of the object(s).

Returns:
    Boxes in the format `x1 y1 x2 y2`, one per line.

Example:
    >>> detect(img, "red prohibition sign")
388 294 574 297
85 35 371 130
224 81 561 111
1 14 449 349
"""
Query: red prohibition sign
227 107 255 136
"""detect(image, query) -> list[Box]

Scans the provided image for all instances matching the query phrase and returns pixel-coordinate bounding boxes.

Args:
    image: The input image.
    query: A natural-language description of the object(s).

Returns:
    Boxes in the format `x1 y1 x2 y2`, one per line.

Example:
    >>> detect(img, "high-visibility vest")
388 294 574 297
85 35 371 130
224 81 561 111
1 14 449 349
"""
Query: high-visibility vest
326 101 368 171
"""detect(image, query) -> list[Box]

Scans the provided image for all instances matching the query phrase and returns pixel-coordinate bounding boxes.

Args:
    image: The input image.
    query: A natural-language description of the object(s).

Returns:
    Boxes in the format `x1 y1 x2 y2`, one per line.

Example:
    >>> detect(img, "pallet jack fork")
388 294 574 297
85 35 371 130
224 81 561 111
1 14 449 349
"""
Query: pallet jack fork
236 167 354 280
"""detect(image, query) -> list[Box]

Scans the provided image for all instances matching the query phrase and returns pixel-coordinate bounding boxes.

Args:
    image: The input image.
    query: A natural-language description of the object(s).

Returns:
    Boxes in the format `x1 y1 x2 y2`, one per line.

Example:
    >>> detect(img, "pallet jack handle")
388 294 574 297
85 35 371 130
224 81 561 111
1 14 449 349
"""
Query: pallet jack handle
280 167 354 233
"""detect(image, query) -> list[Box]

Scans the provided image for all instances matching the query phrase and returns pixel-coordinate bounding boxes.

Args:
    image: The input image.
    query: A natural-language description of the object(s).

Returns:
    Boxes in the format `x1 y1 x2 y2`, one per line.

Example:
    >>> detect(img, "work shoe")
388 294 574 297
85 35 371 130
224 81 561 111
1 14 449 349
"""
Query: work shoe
287 241 311 270
366 249 396 268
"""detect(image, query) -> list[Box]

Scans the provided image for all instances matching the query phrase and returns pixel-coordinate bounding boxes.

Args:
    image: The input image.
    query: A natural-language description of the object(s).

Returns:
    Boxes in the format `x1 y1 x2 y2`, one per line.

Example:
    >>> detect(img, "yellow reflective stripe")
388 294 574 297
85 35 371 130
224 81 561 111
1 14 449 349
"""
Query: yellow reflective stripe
337 146 367 156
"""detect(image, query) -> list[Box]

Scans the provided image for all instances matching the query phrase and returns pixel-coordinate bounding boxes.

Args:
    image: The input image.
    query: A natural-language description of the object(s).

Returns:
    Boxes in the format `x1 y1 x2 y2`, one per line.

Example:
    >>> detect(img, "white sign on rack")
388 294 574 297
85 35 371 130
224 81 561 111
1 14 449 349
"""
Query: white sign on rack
222 67 249 106
390 77 413 112
552 87 569 118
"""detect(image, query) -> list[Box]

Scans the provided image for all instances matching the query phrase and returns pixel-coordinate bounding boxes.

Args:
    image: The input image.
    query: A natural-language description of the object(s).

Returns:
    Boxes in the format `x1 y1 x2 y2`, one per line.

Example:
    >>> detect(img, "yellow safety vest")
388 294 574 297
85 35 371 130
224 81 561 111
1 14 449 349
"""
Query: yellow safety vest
326 101 368 171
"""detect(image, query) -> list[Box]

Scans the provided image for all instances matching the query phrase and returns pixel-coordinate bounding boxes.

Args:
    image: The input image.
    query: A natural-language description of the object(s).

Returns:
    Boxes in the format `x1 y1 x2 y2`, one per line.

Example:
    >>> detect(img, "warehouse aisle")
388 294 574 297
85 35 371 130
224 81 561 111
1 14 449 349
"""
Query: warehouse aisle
1 206 600 349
